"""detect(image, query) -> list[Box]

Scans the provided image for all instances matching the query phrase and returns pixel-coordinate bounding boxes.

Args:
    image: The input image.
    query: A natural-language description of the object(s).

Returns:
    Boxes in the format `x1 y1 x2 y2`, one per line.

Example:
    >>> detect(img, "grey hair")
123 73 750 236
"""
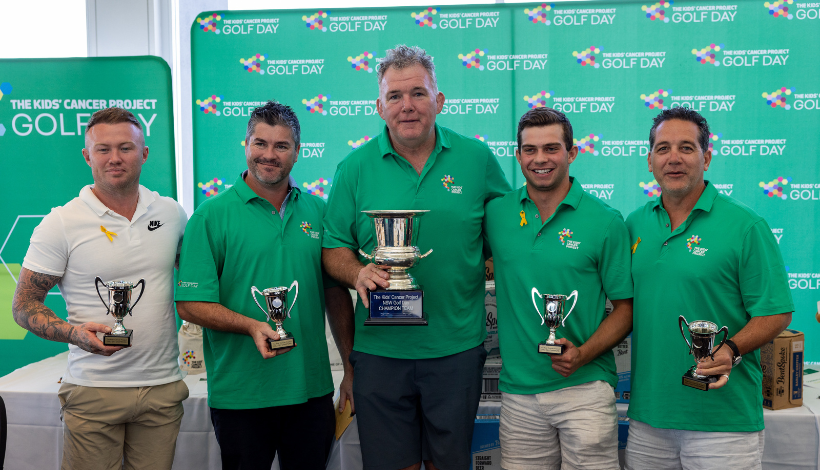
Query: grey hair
377 45 437 91
245 100 300 146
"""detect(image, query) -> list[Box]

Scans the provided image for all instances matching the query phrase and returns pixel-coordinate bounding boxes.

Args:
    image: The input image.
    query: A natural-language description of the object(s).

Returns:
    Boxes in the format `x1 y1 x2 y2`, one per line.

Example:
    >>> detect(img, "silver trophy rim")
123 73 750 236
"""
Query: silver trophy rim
106 280 136 289
688 320 719 334
262 287 288 295
362 210 430 218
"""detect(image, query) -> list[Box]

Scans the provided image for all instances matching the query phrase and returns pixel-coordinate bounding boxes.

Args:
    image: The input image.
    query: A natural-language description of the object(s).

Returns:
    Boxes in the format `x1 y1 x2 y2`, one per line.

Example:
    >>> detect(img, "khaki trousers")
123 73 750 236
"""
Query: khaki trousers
58 380 189 470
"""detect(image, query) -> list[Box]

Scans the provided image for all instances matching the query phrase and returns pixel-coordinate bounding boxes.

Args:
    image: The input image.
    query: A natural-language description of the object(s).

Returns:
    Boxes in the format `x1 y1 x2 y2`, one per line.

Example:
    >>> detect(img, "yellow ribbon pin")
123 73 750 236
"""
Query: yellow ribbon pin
631 237 642 254
520 210 528 227
100 225 118 242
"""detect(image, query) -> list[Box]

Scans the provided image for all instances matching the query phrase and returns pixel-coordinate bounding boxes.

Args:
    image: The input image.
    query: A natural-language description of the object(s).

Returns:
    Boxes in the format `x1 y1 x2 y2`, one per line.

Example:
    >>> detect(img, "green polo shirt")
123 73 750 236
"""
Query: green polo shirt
484 178 633 394
323 124 511 359
626 181 793 432
176 174 334 409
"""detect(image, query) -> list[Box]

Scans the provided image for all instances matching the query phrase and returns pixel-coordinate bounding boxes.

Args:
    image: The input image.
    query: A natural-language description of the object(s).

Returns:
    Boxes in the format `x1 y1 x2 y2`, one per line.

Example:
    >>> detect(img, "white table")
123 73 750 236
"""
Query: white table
2 353 819 470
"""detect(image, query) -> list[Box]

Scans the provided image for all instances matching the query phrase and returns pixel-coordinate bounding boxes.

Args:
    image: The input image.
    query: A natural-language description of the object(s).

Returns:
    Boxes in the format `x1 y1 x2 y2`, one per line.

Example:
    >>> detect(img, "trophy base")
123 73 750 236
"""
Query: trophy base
365 289 427 326
538 341 564 355
682 366 719 391
269 335 295 350
103 330 132 347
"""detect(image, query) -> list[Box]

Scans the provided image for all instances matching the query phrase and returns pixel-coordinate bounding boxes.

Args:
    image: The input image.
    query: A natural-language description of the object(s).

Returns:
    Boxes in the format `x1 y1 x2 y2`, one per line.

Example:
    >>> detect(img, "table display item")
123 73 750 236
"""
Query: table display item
359 210 432 326
252 280 298 350
532 288 578 355
95 277 145 347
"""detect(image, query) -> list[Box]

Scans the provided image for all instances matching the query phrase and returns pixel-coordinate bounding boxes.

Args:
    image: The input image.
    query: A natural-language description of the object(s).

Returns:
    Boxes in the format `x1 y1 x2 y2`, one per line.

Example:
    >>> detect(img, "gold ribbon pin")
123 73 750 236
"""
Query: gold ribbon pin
520 210 527 227
631 237 642 254
100 225 118 242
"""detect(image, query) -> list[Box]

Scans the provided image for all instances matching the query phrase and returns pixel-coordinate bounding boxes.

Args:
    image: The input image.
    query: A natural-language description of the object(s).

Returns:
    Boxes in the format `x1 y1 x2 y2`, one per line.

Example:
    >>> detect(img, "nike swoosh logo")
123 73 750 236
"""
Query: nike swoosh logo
148 224 164 231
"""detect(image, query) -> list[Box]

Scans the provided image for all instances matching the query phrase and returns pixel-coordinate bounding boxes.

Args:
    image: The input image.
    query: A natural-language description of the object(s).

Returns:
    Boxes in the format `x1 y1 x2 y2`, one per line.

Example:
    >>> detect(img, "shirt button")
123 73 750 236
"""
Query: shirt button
537 233 541 237
666 224 669 227
535 214 539 218
663 242 668 246
272 211 276 215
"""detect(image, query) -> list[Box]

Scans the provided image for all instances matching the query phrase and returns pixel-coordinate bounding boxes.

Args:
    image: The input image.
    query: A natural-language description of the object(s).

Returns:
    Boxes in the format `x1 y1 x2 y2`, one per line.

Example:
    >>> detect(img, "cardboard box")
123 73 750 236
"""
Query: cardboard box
481 357 502 401
613 334 631 403
761 329 804 410
471 415 501 470
484 282 499 359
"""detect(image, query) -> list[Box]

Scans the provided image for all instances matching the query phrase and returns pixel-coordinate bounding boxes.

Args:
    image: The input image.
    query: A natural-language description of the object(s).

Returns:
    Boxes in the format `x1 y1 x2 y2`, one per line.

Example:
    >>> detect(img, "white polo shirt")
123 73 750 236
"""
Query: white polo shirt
23 185 187 387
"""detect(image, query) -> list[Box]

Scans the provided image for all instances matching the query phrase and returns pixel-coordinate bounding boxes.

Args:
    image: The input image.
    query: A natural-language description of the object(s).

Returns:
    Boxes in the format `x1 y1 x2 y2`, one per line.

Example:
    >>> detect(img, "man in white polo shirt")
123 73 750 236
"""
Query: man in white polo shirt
11 107 188 470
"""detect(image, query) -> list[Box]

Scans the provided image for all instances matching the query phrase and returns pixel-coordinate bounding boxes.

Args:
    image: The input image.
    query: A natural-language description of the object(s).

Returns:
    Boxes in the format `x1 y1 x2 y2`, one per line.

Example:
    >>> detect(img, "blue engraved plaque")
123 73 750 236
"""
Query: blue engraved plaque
366 290 427 325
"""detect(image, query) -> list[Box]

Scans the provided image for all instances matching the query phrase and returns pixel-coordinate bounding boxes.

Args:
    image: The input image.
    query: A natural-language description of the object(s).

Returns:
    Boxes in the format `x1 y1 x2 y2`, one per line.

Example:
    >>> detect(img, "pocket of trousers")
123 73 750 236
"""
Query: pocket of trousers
57 383 80 421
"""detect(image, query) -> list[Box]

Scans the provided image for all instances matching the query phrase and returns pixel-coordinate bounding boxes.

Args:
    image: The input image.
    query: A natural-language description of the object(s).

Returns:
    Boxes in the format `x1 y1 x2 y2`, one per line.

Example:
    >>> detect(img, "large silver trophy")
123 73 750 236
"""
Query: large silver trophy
679 315 729 391
252 280 298 350
359 210 432 325
532 288 578 355
95 277 145 346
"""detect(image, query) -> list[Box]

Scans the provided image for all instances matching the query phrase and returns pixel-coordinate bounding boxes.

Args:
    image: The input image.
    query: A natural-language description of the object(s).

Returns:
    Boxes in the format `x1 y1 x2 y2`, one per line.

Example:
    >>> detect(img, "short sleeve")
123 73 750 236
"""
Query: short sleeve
22 210 69 277
739 219 794 317
176 202 189 256
175 212 222 302
322 160 359 250
319 199 339 290
484 150 512 203
599 214 634 301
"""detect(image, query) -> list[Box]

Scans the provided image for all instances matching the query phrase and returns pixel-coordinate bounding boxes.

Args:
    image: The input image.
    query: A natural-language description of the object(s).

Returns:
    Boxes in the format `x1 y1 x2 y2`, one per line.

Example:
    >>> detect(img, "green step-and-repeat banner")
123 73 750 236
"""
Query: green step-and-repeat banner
191 0 820 359
0 57 176 377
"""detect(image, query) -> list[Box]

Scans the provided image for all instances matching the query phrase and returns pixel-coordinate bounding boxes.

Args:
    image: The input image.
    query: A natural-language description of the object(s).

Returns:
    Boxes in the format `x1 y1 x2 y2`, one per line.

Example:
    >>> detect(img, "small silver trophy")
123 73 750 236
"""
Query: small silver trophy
532 288 578 355
252 280 298 350
95 277 145 347
359 210 433 325
679 315 729 391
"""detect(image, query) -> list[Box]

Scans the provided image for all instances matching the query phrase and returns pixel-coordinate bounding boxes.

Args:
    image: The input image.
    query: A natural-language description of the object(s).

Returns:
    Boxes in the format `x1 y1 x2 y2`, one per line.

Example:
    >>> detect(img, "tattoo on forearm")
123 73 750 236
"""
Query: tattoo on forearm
12 270 75 344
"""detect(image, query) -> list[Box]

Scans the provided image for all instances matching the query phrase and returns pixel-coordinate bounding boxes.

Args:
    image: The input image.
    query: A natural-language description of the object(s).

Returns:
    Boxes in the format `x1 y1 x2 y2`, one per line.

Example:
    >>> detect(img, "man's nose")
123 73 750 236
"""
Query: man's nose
401 95 414 111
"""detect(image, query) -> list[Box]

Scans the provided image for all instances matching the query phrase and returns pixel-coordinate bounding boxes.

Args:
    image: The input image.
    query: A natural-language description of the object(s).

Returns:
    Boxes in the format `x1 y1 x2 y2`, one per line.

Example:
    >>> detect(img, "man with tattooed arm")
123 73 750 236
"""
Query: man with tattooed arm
11 107 189 470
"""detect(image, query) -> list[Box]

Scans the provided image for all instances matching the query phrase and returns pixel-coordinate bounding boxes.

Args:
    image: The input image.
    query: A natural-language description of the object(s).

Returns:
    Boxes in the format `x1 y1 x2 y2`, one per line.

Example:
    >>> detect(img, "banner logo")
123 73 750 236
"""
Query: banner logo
303 178 331 200
693 44 722 66
525 4 554 25
763 87 794 109
348 51 375 73
639 180 662 197
0 82 11 101
459 49 487 70
765 1 793 19
412 7 439 28
708 132 722 152
240 54 266 74
302 94 329 115
760 176 791 199
198 178 224 197
348 136 372 149
573 46 602 68
196 95 223 115
575 134 601 155
303 11 329 31
642 1 672 22
524 90 553 108
197 13 222 34
641 89 671 110
475 134 487 142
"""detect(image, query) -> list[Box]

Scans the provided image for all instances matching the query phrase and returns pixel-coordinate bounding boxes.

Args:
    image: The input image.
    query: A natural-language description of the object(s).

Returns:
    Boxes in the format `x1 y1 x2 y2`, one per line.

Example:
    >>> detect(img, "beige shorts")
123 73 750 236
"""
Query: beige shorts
500 380 619 470
58 379 189 470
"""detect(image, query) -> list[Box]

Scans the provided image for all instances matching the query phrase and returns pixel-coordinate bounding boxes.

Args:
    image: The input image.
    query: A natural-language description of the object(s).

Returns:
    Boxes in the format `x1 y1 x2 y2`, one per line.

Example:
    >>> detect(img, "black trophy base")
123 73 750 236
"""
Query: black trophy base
538 341 565 355
682 366 719 391
365 289 427 326
103 330 132 347
269 336 295 350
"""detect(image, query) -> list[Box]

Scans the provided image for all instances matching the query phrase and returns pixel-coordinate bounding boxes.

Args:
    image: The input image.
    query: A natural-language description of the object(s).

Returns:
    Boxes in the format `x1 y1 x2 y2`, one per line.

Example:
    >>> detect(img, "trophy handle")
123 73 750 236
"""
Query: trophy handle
250 286 270 319
679 315 692 352
94 277 109 312
286 280 299 319
419 249 433 259
531 287 544 325
128 279 146 315
358 249 374 260
711 326 729 360
562 290 579 326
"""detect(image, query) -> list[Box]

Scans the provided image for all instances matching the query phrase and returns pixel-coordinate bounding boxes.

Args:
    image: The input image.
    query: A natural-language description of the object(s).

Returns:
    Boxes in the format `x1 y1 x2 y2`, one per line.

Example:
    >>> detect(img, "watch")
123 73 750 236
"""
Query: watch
725 339 742 367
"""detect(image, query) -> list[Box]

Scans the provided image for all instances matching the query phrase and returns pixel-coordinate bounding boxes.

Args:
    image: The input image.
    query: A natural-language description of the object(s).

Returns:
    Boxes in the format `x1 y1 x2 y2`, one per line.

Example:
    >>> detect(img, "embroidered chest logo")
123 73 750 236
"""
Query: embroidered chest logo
148 220 164 231
559 228 580 249
686 235 708 256
300 221 320 239
441 175 462 194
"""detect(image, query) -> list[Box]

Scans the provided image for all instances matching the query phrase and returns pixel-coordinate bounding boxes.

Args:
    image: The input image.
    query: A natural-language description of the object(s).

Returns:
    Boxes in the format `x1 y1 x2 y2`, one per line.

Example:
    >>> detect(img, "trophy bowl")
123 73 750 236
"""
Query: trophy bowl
252 280 298 350
95 277 145 347
359 210 432 291
679 315 729 391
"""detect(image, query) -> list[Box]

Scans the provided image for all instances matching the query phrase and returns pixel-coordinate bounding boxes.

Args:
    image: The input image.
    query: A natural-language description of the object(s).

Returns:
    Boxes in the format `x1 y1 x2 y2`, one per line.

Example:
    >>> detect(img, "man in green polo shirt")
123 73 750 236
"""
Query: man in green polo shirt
625 107 793 470
175 101 355 470
484 107 633 469
322 45 511 470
